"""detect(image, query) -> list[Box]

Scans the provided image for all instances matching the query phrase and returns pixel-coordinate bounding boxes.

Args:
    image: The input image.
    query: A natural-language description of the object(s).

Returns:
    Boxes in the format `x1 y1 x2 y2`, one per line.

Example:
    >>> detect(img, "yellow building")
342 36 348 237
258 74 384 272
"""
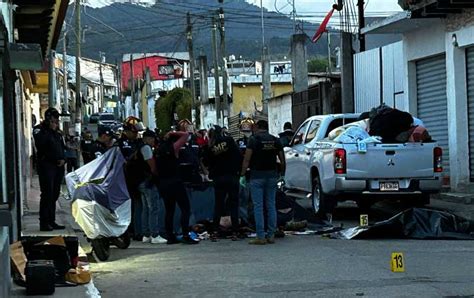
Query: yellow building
231 82 293 116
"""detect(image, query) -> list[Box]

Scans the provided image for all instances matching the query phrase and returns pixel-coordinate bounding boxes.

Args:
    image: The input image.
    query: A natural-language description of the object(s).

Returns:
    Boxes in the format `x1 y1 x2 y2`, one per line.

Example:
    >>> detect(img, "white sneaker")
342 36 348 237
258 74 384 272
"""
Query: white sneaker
151 235 167 244
142 236 151 243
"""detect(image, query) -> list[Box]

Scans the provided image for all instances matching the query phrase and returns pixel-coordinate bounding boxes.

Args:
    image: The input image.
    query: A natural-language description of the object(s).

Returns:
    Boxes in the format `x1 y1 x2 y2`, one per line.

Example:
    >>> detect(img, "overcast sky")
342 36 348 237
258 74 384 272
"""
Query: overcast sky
249 0 402 14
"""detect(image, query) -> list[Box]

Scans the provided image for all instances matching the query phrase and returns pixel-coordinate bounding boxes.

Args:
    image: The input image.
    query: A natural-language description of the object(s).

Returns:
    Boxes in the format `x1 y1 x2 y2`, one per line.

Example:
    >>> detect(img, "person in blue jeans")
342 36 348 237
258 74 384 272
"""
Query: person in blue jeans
240 120 286 245
139 129 167 244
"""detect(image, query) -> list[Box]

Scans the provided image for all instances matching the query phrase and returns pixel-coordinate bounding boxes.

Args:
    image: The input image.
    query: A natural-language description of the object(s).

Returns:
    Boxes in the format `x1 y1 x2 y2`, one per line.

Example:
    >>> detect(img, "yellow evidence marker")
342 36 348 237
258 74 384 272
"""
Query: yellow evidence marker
360 214 369 227
391 252 405 272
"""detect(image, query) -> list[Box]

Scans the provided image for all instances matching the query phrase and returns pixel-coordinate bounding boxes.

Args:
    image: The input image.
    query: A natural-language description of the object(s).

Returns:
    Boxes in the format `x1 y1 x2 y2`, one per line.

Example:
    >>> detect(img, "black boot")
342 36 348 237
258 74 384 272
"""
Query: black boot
50 222 66 230
40 224 53 232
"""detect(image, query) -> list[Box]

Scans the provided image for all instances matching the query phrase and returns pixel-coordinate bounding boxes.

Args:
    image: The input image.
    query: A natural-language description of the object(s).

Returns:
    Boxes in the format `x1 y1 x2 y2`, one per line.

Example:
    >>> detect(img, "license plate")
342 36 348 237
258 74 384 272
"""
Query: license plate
380 182 399 191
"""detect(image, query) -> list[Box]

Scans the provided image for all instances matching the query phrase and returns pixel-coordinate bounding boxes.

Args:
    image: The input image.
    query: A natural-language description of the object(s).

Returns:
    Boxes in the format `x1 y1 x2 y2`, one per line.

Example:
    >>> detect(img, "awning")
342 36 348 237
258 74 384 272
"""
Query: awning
361 11 443 35
13 0 68 58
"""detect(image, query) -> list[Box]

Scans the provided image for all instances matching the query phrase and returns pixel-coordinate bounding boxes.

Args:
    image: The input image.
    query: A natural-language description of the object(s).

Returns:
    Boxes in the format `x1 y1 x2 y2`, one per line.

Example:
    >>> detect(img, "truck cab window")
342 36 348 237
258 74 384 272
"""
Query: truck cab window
291 121 310 146
305 120 321 144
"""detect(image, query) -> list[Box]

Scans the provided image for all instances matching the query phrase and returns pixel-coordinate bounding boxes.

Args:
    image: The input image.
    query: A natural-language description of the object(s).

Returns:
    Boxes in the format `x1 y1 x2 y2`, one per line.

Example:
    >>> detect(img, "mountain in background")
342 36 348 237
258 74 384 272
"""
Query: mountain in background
65 0 331 63
64 0 401 64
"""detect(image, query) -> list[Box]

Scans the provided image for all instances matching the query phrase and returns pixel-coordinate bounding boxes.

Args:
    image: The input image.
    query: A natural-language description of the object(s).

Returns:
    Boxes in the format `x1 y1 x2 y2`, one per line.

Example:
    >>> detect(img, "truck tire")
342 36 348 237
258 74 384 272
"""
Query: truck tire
92 238 110 261
111 231 131 249
312 176 336 216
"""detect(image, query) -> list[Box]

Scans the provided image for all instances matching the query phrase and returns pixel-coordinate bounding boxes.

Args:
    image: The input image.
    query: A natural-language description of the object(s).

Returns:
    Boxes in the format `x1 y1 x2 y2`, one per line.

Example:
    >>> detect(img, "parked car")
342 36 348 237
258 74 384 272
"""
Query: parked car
98 113 116 127
89 113 100 124
284 114 443 215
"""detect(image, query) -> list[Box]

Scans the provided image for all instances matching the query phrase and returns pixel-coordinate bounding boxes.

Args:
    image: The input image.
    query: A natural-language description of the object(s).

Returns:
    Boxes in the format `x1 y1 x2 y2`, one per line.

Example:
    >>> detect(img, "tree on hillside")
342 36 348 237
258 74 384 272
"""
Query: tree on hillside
155 88 192 133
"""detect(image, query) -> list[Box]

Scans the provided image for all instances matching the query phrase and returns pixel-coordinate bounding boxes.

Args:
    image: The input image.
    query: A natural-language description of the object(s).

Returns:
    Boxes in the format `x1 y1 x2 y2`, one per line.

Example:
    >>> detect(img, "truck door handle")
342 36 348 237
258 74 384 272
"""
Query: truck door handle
305 150 311 155
294 153 299 157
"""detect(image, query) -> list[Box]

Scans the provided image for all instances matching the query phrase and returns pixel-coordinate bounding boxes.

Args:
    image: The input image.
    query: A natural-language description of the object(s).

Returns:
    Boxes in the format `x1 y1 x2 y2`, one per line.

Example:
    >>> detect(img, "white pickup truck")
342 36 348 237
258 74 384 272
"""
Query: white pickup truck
284 114 443 215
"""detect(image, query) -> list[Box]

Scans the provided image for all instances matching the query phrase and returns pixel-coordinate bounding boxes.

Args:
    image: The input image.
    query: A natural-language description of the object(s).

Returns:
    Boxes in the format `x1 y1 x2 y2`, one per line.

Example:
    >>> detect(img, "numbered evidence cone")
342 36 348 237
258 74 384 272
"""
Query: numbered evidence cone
360 214 369 227
391 252 405 272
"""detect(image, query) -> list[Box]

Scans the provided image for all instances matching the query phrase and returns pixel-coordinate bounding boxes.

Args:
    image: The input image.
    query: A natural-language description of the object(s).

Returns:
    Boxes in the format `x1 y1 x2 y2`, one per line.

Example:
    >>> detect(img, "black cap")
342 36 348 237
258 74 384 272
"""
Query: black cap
143 129 156 139
98 126 114 137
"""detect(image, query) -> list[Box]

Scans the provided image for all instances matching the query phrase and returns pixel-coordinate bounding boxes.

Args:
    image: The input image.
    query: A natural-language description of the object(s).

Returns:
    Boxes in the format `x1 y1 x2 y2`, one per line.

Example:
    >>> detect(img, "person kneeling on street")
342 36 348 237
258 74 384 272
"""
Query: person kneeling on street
156 130 199 245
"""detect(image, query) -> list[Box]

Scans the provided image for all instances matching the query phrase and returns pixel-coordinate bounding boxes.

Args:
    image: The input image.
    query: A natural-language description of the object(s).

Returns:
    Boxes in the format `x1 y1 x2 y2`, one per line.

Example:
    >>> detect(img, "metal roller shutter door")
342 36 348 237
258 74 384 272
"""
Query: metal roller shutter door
466 48 474 180
416 55 449 175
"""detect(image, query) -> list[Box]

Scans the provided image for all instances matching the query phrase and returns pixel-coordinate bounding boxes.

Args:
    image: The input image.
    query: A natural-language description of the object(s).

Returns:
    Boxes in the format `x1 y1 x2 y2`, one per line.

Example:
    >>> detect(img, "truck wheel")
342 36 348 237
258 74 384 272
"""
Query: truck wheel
312 176 336 216
111 231 131 249
92 238 110 261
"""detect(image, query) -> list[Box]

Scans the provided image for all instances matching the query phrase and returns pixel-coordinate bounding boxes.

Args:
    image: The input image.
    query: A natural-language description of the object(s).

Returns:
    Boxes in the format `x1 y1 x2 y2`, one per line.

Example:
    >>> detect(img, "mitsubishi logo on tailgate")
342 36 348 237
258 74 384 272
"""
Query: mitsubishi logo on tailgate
387 159 395 166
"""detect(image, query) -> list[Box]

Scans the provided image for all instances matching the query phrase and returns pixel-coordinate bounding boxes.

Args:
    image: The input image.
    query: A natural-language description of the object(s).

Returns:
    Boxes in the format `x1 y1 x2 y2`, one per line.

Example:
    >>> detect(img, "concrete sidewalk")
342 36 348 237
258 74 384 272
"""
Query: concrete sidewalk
10 175 99 298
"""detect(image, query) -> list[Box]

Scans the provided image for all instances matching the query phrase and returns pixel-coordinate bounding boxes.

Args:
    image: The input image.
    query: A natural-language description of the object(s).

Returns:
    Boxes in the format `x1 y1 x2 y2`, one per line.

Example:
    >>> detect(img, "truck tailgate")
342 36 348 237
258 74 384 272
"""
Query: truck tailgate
346 143 435 179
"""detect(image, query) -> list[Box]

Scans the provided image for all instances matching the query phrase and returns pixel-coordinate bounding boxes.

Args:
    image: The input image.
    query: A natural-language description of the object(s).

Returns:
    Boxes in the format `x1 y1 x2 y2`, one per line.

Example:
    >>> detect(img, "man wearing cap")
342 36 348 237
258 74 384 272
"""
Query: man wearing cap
117 116 147 240
92 126 115 158
80 130 95 164
139 129 167 244
237 117 254 225
33 108 66 231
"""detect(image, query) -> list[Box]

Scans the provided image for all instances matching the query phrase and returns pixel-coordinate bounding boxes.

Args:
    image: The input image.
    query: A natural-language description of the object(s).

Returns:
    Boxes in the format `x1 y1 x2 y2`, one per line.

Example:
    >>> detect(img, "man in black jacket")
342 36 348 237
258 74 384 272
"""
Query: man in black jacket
278 122 294 148
33 108 66 231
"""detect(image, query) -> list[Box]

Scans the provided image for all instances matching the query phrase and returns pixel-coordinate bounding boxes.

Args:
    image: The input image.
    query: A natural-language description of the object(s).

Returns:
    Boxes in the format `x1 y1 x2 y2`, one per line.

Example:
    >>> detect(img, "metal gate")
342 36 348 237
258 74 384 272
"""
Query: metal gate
466 48 474 180
416 55 449 175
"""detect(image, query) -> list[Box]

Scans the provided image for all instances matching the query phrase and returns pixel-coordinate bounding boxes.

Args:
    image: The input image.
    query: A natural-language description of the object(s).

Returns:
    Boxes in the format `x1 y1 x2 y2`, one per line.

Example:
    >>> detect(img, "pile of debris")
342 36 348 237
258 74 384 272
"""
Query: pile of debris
10 236 91 295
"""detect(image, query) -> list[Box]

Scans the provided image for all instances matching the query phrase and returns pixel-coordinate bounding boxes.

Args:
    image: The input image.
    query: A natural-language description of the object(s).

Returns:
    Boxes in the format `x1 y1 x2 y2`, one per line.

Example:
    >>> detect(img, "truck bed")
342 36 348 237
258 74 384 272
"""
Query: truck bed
342 142 436 179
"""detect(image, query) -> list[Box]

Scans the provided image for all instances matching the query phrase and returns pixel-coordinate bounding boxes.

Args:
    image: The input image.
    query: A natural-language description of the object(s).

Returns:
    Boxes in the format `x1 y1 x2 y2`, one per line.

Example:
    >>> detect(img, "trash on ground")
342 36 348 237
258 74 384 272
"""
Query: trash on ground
332 208 474 240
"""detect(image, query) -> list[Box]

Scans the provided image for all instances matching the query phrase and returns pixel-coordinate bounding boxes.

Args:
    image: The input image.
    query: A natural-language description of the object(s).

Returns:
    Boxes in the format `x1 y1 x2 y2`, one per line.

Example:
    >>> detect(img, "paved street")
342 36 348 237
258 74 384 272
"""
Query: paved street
91 201 474 297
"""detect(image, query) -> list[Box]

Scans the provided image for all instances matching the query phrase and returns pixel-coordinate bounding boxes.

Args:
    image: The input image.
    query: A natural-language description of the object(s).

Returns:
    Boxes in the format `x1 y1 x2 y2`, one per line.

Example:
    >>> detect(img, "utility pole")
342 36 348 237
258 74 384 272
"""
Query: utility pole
75 0 82 134
62 33 68 114
260 0 265 50
62 32 69 134
211 16 221 125
292 0 296 33
130 53 135 116
144 66 151 126
99 51 105 112
327 32 332 74
357 0 366 52
186 12 197 125
262 46 271 115
219 8 228 120
115 60 122 120
48 50 56 108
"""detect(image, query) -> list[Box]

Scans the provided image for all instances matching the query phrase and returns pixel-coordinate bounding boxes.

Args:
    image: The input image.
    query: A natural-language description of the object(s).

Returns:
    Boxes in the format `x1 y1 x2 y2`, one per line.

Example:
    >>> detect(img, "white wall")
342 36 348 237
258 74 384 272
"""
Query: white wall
354 47 382 113
268 94 292 136
200 104 217 129
403 21 446 61
148 97 156 130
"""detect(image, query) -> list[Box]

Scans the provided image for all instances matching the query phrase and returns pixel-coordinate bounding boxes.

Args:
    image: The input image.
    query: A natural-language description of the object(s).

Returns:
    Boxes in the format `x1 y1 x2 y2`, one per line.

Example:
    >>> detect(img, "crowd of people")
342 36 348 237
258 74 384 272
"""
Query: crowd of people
34 107 296 246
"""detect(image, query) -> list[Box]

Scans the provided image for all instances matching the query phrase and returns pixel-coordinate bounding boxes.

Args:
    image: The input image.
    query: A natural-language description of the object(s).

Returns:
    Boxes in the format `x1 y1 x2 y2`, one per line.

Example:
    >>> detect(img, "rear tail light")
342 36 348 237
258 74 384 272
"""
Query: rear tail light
334 148 346 174
434 147 443 173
